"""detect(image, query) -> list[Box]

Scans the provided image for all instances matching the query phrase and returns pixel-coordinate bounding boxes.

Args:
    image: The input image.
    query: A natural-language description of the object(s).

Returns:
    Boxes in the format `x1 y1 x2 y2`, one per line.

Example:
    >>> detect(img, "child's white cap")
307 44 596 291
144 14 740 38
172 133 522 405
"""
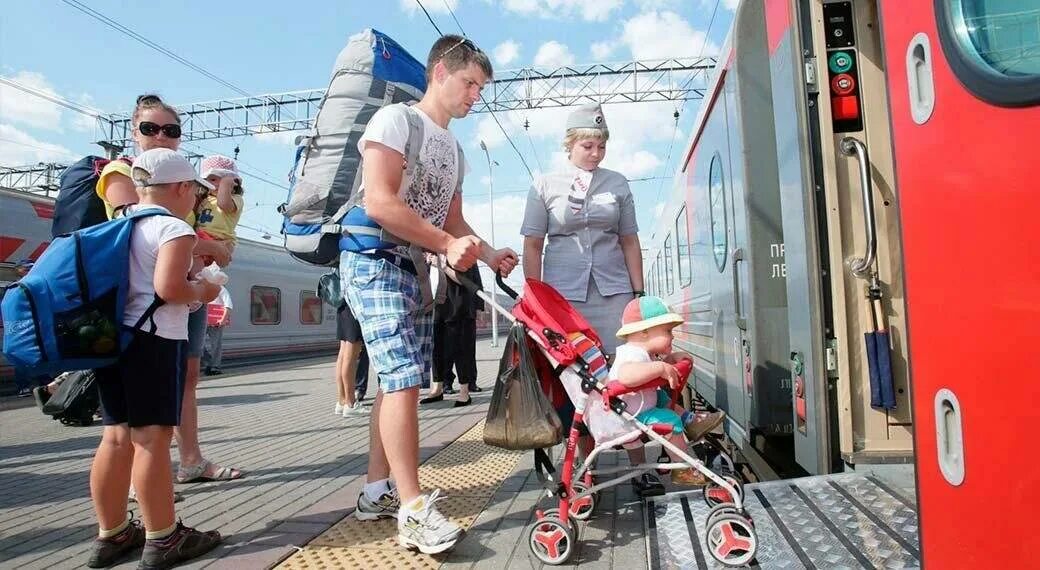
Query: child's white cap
131 148 213 189
200 154 242 185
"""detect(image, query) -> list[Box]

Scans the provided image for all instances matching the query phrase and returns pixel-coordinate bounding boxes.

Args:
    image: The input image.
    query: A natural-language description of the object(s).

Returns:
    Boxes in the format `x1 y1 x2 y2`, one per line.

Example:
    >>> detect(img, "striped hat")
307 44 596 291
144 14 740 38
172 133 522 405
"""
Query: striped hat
200 154 242 184
616 296 684 338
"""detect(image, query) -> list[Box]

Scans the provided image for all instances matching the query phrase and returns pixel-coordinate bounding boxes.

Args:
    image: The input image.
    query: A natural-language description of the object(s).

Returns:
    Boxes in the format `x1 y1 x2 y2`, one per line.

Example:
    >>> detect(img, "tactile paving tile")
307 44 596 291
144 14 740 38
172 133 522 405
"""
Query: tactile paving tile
276 420 524 569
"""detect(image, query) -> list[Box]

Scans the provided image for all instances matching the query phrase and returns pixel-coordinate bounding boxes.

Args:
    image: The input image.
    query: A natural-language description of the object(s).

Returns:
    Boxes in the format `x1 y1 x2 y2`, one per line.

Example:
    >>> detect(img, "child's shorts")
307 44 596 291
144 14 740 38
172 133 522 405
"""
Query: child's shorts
96 329 187 427
635 407 684 434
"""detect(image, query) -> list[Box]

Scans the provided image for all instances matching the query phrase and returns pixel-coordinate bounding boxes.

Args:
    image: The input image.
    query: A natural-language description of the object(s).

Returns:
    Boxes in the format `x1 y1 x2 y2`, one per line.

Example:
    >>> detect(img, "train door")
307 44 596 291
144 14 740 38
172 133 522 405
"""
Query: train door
878 1 1040 566
769 0 914 474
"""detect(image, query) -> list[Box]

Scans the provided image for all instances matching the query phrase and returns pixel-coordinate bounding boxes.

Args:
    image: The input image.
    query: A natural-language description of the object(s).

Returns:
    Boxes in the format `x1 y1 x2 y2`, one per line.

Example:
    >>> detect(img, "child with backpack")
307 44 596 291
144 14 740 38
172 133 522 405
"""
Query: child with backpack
86 148 222 569
195 155 244 252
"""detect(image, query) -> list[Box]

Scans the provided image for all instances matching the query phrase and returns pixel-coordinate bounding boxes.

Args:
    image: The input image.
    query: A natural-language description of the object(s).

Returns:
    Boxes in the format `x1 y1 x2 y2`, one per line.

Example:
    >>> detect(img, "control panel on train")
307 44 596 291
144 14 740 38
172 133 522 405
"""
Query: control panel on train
824 1 864 132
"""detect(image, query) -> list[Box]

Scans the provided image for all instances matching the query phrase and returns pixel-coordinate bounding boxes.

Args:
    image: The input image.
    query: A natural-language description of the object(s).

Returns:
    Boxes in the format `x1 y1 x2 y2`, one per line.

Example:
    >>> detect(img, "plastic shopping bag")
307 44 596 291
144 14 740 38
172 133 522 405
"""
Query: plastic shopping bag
484 323 564 450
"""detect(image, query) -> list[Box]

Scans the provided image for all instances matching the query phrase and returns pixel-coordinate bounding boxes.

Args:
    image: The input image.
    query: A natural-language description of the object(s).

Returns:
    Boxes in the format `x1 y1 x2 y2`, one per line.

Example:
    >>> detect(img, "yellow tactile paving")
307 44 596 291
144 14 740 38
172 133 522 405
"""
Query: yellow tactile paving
276 420 524 569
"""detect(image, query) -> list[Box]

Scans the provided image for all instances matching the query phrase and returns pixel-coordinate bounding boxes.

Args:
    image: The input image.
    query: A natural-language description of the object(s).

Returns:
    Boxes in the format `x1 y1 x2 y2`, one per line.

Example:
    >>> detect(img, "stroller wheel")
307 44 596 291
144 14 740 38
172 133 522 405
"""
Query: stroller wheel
706 502 753 530
529 514 576 565
568 483 597 521
703 474 744 508
705 513 758 567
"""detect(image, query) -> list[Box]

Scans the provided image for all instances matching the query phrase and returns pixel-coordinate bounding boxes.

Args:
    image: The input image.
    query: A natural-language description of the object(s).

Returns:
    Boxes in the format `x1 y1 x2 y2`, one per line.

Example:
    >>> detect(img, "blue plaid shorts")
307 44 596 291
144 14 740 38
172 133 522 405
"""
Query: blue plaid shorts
340 251 432 393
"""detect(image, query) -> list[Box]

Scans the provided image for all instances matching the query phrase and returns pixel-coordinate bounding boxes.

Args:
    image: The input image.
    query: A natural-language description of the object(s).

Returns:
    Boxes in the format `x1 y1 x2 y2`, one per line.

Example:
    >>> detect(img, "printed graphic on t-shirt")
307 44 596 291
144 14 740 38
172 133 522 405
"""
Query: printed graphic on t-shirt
408 127 457 230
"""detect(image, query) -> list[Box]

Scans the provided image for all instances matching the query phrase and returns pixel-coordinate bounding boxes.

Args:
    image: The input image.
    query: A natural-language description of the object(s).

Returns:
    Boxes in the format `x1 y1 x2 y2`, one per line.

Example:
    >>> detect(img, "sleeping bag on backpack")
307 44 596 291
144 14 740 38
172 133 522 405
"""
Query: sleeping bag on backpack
280 28 427 266
52 156 131 237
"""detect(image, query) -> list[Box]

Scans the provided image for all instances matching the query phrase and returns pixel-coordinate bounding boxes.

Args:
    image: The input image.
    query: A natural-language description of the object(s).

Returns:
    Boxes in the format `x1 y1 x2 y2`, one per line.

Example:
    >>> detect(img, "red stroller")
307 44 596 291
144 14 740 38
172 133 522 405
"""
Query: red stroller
474 275 759 567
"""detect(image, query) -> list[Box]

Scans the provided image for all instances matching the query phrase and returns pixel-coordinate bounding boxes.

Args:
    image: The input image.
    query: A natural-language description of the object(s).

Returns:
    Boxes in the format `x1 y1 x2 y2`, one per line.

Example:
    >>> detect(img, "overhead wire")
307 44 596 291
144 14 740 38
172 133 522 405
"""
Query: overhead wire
414 0 444 36
0 76 103 119
441 0 467 36
59 0 250 97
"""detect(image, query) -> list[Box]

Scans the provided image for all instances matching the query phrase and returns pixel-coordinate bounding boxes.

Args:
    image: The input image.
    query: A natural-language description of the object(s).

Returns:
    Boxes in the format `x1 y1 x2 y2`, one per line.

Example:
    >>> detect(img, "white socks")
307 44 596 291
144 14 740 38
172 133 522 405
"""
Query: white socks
98 514 130 538
363 478 393 501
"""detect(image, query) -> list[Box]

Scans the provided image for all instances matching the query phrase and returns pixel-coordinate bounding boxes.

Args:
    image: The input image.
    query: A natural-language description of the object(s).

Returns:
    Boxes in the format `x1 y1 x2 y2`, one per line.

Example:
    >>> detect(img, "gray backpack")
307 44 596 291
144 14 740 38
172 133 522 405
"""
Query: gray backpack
279 28 426 266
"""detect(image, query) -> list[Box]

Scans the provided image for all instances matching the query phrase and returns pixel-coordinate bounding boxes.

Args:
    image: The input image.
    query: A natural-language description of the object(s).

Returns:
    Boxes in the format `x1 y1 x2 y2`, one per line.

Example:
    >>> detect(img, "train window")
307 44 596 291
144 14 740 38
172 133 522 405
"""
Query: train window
936 0 1040 106
299 290 323 325
664 234 674 294
675 205 691 287
250 286 281 325
709 153 728 272
656 252 664 296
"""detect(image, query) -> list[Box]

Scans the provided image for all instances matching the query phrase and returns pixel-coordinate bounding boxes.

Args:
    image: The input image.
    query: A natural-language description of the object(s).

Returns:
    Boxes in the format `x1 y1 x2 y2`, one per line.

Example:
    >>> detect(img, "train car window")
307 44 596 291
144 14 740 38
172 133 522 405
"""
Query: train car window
709 153 728 272
250 286 282 325
675 205 691 287
656 252 664 296
299 290 323 325
664 234 675 294
935 0 1040 106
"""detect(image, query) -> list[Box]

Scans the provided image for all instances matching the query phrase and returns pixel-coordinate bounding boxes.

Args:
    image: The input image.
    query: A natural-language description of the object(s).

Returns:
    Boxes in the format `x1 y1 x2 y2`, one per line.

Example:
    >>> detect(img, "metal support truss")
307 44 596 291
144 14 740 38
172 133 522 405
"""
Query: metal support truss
0 163 66 197
98 57 716 148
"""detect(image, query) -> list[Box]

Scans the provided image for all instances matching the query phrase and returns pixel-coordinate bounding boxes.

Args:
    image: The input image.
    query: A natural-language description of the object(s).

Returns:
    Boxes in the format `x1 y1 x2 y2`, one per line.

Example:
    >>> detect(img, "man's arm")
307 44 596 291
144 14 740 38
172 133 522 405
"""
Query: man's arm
362 143 455 254
442 193 496 262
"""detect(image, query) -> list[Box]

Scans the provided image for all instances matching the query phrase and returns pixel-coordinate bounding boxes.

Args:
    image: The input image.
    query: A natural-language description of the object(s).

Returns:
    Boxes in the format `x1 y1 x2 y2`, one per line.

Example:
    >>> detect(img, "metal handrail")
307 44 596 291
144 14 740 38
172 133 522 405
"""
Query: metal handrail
840 137 877 277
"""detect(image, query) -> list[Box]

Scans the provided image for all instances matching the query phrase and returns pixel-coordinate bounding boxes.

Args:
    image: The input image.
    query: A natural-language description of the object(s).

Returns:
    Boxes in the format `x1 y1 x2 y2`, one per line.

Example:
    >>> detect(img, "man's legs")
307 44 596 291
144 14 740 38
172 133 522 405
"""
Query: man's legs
210 326 224 370
369 386 421 500
91 425 135 530
355 347 370 401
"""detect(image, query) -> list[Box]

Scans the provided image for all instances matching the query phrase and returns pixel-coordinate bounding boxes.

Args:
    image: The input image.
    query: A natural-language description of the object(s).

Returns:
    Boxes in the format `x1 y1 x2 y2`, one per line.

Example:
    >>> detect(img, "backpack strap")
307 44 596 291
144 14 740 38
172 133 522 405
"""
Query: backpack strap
131 294 166 335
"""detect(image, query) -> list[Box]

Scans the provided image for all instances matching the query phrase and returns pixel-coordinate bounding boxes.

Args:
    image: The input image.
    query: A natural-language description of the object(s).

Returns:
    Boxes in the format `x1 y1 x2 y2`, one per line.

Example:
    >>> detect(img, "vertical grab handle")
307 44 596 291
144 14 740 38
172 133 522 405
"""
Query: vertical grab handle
934 388 965 486
731 247 747 330
840 137 877 278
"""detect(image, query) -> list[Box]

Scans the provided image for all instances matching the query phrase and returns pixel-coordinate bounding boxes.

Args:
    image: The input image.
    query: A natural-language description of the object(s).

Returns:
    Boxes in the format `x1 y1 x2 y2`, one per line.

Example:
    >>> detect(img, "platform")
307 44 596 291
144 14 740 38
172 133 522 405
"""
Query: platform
647 471 919 569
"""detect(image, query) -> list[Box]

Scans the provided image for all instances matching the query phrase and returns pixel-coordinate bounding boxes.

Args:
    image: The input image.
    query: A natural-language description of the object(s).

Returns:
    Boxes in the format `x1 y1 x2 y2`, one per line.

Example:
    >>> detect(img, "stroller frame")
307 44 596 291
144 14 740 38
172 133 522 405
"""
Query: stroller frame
461 270 759 567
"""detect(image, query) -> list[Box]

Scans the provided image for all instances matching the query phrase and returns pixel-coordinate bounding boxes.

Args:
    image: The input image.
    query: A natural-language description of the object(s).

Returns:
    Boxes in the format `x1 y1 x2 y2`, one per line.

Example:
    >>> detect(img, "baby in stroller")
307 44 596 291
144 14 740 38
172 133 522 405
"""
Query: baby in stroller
586 295 725 485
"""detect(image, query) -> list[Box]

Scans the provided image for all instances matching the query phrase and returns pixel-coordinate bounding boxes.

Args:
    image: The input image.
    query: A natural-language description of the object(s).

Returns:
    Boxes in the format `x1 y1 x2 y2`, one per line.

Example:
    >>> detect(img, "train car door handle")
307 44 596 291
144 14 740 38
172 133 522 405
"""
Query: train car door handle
907 32 936 125
840 137 877 278
731 247 747 331
935 388 965 486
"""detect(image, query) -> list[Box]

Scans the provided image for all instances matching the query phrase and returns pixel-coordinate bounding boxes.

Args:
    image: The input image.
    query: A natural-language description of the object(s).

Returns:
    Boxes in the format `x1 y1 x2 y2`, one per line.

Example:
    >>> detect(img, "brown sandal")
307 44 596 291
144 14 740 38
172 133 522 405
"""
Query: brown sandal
176 459 243 483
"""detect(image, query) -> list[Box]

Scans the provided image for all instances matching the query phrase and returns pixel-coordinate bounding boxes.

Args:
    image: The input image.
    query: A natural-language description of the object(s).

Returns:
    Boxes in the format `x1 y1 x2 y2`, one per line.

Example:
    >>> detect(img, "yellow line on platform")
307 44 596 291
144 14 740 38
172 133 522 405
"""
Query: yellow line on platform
276 421 524 569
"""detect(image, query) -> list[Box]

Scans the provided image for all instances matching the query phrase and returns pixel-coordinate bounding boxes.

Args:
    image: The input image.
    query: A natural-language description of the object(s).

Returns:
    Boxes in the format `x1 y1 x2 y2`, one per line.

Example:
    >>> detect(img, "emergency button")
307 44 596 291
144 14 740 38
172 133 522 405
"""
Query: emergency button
832 95 860 120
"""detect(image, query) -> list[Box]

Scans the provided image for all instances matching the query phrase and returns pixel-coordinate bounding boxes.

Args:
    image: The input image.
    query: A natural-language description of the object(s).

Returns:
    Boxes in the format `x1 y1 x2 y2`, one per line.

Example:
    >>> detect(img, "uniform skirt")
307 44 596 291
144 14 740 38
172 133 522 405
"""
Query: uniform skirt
571 277 631 356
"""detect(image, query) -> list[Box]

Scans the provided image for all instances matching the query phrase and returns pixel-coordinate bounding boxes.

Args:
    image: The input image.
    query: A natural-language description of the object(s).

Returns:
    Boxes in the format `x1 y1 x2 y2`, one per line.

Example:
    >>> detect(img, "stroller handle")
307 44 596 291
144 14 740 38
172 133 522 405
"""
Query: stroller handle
437 260 518 325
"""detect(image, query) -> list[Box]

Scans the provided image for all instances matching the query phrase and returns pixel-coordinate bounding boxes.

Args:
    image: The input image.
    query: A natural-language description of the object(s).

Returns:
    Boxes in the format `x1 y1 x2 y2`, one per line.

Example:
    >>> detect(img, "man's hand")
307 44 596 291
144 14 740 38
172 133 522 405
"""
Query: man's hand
488 248 520 277
446 236 482 271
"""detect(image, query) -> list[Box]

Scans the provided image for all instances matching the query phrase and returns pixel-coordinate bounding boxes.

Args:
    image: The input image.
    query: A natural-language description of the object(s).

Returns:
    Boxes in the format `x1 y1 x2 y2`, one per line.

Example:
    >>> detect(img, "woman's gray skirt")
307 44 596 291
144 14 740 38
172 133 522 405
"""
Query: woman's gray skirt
571 278 631 356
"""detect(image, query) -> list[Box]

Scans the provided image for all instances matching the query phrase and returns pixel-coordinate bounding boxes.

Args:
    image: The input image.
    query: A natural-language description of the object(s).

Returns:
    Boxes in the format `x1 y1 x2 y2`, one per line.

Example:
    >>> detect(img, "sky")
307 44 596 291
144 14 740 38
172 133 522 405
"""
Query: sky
0 0 737 287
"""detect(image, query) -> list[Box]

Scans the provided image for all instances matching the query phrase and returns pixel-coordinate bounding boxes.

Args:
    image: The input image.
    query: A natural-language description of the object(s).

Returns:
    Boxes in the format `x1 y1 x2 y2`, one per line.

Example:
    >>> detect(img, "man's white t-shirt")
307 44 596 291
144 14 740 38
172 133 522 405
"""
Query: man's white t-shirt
357 104 471 236
123 205 196 340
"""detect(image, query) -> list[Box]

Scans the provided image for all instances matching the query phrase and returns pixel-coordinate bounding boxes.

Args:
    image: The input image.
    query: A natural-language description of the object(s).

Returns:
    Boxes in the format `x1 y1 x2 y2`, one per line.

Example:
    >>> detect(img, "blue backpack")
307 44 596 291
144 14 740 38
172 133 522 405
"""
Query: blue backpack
1 209 169 375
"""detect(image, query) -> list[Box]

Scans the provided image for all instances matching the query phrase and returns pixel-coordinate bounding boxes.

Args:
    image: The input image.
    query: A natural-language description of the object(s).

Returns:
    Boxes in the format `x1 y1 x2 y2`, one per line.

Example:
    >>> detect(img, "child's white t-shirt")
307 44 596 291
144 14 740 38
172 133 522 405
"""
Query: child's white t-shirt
609 343 659 416
123 205 196 340
585 342 658 444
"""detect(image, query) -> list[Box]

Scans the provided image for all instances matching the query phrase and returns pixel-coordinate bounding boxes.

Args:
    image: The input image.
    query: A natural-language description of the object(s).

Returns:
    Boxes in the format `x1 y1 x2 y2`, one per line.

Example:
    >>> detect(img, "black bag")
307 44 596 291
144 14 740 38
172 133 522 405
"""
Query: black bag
484 324 563 450
52 156 129 237
317 270 345 309
41 370 100 426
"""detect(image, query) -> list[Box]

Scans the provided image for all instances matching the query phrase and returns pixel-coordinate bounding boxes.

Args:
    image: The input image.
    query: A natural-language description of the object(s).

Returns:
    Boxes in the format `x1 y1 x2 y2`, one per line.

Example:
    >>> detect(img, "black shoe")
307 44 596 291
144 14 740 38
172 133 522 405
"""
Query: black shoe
631 474 666 497
139 521 221 570
207 368 223 376
470 386 483 393
32 386 51 410
443 387 457 395
453 398 472 408
17 387 32 398
419 394 444 405
355 390 366 403
86 518 145 568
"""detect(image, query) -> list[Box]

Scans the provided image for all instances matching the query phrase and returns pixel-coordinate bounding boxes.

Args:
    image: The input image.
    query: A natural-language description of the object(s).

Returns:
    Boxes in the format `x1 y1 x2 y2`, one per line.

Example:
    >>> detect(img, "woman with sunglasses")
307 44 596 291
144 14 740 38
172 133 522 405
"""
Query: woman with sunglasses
95 94 243 487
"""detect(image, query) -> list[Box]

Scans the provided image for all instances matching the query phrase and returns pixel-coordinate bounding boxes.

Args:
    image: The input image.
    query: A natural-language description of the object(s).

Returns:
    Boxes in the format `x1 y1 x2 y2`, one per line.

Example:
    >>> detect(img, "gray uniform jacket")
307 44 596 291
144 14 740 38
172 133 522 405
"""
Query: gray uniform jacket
520 165 639 302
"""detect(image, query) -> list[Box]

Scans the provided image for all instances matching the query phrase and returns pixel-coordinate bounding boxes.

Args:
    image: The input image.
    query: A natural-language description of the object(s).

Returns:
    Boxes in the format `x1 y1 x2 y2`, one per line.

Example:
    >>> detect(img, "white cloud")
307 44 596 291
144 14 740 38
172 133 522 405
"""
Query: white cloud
533 41 575 67
400 0 458 14
502 0 623 22
0 71 65 131
723 0 740 10
621 11 717 60
493 40 521 67
461 193 527 280
0 124 76 165
590 41 616 61
70 93 101 133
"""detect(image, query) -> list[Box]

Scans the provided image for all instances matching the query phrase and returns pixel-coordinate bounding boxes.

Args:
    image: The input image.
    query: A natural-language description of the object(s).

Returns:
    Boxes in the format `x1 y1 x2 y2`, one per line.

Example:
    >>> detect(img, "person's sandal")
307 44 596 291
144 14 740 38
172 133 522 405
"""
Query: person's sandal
176 459 243 484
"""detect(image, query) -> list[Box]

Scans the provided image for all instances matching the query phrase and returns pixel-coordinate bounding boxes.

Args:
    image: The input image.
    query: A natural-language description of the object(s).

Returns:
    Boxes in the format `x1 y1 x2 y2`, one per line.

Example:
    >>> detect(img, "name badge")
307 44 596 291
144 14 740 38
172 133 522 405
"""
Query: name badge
591 193 616 205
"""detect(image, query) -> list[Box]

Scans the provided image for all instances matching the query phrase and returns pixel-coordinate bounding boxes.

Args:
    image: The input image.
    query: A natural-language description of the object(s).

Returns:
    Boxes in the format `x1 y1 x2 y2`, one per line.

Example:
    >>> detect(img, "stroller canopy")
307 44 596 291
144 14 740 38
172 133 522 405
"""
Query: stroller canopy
512 279 604 367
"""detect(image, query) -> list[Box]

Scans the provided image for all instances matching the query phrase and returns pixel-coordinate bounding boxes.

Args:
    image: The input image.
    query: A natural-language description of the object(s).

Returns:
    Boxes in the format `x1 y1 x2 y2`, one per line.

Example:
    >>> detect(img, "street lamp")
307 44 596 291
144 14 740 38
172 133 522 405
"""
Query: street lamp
479 140 501 347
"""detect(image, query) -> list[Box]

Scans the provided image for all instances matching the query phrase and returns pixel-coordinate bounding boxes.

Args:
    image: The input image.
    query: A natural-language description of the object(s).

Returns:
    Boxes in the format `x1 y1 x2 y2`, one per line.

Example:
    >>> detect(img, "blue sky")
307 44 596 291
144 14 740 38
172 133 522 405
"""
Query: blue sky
1 0 736 284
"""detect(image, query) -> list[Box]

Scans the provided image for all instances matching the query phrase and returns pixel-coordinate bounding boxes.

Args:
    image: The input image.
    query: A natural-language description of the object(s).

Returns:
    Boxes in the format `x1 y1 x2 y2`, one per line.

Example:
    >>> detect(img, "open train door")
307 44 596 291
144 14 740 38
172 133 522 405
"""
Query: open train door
878 1 1040 566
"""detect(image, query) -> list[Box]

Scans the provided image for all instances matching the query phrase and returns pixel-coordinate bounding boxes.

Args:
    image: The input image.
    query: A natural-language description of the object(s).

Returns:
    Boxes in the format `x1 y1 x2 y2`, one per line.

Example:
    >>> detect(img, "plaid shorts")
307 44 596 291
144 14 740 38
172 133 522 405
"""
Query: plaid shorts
340 251 432 393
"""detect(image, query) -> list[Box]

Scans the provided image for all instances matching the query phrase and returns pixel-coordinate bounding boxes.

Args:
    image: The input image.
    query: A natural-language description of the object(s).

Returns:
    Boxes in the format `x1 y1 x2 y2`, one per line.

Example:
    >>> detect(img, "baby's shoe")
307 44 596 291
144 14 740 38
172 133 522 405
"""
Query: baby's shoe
671 468 707 486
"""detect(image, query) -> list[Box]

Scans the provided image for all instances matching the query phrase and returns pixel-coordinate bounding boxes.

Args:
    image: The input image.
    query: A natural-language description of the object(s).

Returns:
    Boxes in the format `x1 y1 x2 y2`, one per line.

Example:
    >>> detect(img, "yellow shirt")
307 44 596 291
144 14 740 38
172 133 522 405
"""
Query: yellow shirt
195 195 244 245
96 159 196 226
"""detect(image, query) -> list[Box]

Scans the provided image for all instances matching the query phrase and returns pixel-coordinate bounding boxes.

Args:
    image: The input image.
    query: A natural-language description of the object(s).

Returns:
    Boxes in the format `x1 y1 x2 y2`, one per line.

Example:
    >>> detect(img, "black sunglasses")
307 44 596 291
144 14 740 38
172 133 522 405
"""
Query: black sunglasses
138 121 182 138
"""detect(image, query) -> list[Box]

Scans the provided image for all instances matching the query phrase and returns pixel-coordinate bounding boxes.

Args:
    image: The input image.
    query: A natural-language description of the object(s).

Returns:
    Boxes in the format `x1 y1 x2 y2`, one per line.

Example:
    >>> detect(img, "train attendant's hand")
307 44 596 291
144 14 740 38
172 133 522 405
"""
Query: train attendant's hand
489 248 519 277
446 236 482 271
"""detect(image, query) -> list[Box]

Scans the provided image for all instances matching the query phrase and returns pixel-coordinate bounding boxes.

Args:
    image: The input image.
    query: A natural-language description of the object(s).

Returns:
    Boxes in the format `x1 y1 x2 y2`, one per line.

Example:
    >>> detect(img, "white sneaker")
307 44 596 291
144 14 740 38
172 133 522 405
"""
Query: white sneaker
334 403 344 415
397 490 463 554
342 401 368 416
355 486 400 521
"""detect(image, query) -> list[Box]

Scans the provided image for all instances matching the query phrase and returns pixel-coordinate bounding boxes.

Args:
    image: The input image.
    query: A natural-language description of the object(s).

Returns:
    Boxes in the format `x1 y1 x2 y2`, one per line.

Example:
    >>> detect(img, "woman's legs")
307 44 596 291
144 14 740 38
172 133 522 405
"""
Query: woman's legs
341 340 363 407
175 355 240 480
335 341 348 406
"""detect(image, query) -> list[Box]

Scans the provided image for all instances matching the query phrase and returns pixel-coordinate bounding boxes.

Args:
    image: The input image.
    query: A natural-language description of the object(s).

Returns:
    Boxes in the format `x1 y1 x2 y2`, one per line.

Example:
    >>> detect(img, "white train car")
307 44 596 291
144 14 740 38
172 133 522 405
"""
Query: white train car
0 187 337 381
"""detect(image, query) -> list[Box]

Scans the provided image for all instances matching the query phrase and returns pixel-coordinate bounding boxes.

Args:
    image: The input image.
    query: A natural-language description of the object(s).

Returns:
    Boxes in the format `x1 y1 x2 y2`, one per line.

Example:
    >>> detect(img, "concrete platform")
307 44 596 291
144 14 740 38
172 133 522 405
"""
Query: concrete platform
0 338 650 569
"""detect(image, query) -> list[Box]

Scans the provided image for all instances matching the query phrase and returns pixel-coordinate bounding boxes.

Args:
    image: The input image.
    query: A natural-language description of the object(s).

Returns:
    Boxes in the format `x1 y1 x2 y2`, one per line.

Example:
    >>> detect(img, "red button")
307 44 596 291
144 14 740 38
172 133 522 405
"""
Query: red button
831 73 856 96
832 95 860 120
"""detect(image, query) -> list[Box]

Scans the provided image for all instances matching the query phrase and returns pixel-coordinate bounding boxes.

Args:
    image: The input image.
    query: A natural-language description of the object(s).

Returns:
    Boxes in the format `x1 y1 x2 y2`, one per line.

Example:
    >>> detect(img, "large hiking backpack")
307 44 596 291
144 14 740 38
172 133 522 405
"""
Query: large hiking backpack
52 156 131 237
1 209 169 376
280 28 427 266
41 370 100 427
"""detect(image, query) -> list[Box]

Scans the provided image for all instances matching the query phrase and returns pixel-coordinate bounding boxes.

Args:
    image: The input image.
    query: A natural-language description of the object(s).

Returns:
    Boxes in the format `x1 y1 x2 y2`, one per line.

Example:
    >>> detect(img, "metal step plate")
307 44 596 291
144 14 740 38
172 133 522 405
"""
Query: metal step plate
645 473 919 569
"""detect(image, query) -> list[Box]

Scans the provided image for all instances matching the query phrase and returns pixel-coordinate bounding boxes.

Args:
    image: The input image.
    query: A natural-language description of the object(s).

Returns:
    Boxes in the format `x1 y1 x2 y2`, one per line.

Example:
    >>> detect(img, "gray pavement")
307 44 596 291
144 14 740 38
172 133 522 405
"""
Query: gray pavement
0 337 651 569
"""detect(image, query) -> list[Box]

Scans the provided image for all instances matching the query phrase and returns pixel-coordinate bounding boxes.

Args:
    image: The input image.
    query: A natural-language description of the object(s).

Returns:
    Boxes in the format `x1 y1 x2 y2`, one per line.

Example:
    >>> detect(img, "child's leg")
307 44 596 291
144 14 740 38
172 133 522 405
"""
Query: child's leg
130 425 176 532
90 424 134 530
663 433 692 462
